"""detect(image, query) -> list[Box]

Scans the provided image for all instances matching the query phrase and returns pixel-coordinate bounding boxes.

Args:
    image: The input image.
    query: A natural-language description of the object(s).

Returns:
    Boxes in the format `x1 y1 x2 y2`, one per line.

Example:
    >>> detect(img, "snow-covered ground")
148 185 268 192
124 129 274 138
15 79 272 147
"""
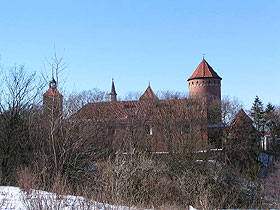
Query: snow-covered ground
1 186 272 210
0 186 138 210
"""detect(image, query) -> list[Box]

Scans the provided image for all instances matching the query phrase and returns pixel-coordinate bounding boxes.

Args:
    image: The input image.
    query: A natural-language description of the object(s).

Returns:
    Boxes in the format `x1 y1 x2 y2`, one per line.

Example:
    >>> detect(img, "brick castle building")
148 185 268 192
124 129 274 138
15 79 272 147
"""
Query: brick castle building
43 58 223 152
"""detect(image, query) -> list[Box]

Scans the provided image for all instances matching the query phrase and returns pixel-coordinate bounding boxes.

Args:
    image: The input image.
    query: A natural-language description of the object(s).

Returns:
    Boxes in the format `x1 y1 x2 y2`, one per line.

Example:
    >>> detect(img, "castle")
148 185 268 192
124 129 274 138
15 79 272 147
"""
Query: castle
43 58 223 152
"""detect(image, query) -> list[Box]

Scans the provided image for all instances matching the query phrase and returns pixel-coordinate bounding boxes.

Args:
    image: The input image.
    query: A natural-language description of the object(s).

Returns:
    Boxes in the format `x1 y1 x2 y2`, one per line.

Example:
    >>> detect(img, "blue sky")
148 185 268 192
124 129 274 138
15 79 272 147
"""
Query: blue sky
0 0 279 109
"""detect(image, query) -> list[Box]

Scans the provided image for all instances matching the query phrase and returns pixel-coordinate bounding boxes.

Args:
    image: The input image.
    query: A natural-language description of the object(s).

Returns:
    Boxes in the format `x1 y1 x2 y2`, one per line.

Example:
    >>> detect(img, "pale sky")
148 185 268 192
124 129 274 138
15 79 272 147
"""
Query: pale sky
0 0 279 109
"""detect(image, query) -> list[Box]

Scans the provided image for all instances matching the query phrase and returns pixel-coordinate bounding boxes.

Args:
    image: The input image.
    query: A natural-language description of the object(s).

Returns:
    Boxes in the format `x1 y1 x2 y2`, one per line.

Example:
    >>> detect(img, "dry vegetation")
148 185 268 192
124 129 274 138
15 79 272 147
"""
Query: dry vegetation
0 64 277 209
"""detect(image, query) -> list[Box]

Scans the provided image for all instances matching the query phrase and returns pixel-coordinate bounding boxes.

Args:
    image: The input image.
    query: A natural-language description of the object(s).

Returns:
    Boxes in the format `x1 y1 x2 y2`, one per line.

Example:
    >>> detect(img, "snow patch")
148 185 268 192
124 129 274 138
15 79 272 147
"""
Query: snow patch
0 186 139 210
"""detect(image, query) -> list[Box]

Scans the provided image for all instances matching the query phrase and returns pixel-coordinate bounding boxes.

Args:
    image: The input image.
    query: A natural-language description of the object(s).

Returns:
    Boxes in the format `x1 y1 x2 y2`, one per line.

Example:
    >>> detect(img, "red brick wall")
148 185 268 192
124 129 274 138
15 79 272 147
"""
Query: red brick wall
188 78 221 100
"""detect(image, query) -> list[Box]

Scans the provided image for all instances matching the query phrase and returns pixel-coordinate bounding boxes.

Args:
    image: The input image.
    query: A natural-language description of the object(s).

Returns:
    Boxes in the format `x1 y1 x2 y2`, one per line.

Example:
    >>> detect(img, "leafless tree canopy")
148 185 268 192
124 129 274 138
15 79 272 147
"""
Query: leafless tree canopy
221 96 243 124
64 88 109 117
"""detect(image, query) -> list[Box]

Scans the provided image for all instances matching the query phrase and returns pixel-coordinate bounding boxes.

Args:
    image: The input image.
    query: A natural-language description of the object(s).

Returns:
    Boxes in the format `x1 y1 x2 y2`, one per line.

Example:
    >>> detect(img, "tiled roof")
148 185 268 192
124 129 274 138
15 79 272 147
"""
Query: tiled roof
139 86 159 101
188 59 222 81
43 88 63 97
72 98 207 122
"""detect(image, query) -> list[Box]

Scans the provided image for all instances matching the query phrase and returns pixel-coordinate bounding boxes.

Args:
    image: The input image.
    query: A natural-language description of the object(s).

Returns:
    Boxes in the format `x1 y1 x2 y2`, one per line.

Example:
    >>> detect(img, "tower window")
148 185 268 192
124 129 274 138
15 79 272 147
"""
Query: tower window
145 124 153 136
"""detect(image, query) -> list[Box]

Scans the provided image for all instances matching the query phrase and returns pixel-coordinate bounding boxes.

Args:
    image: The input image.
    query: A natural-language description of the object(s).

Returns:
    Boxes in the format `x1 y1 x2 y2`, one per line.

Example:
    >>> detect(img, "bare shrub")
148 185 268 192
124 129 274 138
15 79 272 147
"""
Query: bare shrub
20 173 85 210
92 153 167 207
17 167 38 192
51 173 71 196
88 151 260 209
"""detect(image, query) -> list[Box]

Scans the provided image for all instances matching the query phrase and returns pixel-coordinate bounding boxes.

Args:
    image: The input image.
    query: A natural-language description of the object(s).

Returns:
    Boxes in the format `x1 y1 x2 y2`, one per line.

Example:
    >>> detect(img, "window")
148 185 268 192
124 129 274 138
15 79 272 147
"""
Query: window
145 124 153 136
181 122 190 134
108 125 116 135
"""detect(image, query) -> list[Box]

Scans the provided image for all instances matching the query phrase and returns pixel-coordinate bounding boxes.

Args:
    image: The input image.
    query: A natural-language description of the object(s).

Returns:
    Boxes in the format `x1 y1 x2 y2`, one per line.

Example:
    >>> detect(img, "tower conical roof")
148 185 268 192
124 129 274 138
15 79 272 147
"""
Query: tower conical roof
139 85 159 101
188 59 222 81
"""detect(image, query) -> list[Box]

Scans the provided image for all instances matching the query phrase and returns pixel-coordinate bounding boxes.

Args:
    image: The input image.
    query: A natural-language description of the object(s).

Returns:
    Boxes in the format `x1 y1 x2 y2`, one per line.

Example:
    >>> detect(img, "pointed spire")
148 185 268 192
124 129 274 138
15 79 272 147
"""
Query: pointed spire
109 78 117 102
110 78 117 95
139 84 159 101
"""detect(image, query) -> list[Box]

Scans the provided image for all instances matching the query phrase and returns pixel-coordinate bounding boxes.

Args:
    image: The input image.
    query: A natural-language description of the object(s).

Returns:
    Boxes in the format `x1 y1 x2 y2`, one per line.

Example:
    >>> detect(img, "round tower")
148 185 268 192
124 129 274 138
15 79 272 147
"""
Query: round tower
188 59 222 100
43 78 63 119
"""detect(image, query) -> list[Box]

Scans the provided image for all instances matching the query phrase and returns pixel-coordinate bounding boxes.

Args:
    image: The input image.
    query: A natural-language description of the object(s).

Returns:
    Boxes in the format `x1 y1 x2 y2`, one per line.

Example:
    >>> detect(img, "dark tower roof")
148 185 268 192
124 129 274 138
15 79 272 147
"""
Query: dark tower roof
43 78 62 97
109 79 117 96
139 85 159 101
188 59 222 81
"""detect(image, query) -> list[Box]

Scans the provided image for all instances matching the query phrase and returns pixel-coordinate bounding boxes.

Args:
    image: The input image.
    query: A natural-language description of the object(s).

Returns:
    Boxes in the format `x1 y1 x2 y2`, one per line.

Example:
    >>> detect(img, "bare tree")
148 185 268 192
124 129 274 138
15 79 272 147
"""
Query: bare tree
122 91 142 101
221 96 243 124
0 65 42 184
156 90 187 100
64 89 109 117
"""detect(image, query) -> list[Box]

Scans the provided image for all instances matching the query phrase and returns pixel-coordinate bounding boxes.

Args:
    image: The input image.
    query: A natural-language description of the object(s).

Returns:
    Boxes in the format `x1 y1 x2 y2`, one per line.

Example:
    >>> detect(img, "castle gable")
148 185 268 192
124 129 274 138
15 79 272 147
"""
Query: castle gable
139 85 159 101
